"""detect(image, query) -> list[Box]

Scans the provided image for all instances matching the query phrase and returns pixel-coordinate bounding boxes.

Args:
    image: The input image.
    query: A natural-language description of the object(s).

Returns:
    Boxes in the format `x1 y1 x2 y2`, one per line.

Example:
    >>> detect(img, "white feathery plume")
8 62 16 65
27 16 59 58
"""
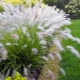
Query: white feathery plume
65 27 71 33
22 26 27 34
1 50 7 60
37 33 44 40
47 34 53 38
45 28 54 35
42 46 47 49
59 68 66 76
5 43 11 46
66 46 74 50
37 32 46 39
0 3 71 30
61 29 80 43
48 70 54 79
10 28 16 32
27 33 30 38
0 43 3 47
56 53 62 60
67 46 80 58
48 53 54 60
42 56 49 61
32 48 38 54
23 67 28 76
71 49 80 58
44 22 51 28
5 69 11 77
63 33 75 41
60 29 76 41
53 37 64 51
74 38 80 44
11 34 19 40
50 25 60 30
37 25 45 31
63 20 71 25
39 40 47 45
61 35 68 40
0 73 4 80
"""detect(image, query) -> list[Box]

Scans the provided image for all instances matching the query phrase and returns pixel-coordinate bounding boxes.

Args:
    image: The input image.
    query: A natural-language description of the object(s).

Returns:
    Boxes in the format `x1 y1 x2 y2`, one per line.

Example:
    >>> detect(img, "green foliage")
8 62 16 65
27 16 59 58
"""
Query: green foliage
0 5 4 12
43 0 59 5
65 0 80 19
58 20 80 80
5 72 26 80
0 25 47 75
4 0 44 7
43 0 70 9
43 0 80 19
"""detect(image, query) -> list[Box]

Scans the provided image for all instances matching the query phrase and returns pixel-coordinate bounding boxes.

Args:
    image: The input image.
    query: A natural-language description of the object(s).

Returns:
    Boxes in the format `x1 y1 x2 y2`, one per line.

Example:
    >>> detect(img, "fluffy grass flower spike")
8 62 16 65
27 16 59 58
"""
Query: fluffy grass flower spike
0 1 80 80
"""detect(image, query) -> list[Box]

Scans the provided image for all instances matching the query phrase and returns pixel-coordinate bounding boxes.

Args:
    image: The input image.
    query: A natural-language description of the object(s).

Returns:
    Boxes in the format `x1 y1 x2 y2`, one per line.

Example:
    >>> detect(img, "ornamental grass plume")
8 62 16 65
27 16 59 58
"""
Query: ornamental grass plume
0 0 80 80
60 28 80 43
48 53 54 61
59 68 66 76
56 53 62 61
32 48 38 54
48 70 55 79
11 34 19 40
1 49 7 60
42 56 49 61
67 46 80 58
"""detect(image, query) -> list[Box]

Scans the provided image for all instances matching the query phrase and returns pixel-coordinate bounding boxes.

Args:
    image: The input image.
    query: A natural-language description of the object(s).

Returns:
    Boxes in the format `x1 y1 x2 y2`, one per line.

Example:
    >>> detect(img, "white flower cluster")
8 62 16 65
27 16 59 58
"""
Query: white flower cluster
0 2 72 53
0 2 71 30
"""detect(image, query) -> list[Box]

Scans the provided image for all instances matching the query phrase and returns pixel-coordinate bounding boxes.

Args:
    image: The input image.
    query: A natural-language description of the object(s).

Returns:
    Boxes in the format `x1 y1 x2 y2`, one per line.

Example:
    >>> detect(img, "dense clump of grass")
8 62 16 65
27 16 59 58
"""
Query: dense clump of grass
0 25 47 77
0 2 74 80
58 19 80 80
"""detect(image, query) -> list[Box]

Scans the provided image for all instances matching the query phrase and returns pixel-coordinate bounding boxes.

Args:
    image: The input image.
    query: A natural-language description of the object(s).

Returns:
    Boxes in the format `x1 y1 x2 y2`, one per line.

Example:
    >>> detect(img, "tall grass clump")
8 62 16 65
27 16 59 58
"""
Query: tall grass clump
0 1 80 80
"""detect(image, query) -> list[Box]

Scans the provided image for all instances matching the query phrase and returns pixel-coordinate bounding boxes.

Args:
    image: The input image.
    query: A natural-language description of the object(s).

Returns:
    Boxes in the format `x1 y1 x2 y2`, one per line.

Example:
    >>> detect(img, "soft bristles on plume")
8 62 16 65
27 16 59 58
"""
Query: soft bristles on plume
0 2 71 32
67 46 80 58
23 67 28 76
59 68 66 76
42 56 49 61
1 50 7 60
53 37 64 51
67 46 74 50
48 70 55 79
61 28 80 44
71 49 80 58
56 53 62 60
48 53 54 60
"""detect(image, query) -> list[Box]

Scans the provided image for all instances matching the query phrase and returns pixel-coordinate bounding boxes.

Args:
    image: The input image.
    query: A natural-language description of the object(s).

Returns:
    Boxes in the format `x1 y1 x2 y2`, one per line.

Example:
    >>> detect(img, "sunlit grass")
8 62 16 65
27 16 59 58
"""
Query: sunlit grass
58 19 80 80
